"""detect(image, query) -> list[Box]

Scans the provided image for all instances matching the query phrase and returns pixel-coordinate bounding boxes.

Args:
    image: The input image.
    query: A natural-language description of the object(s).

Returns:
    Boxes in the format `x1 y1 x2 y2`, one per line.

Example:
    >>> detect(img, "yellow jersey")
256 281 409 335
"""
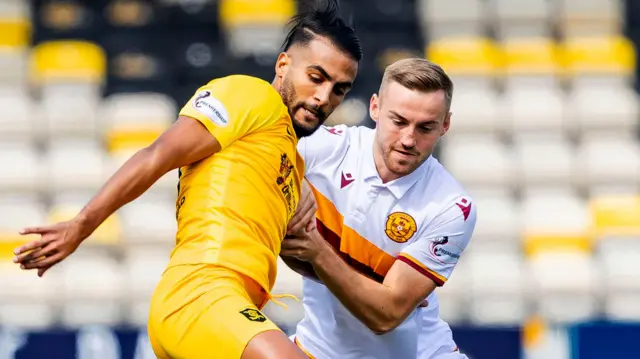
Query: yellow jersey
170 75 304 293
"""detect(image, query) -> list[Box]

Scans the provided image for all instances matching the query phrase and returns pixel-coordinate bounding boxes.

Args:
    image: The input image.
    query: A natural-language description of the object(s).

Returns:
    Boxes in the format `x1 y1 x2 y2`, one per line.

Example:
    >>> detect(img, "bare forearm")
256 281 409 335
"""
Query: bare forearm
311 234 396 333
76 146 172 238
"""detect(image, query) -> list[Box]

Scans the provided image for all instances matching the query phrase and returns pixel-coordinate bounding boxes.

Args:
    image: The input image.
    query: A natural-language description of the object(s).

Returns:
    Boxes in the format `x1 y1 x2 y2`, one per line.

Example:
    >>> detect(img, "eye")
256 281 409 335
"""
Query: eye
420 126 433 133
309 74 322 83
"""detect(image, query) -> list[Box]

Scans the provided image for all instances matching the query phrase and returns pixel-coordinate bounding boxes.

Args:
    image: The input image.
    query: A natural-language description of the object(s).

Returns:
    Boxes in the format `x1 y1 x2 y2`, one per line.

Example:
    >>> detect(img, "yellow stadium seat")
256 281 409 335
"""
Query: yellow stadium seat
426 37 501 76
562 35 636 76
220 0 296 27
589 195 640 238
105 127 166 153
0 233 33 262
0 18 30 48
524 233 592 258
501 37 563 76
48 206 121 245
29 41 106 84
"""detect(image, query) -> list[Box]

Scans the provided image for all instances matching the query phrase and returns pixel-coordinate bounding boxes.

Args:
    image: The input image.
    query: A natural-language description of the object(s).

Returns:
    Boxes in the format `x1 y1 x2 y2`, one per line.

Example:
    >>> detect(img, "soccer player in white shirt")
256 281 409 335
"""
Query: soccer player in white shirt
281 58 477 359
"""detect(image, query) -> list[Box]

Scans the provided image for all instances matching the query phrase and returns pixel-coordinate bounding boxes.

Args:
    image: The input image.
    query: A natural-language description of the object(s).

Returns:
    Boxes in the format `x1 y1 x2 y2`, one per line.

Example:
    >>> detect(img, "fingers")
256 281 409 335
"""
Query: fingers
287 199 317 235
13 238 50 257
19 226 52 236
22 252 62 271
305 219 316 233
38 266 53 277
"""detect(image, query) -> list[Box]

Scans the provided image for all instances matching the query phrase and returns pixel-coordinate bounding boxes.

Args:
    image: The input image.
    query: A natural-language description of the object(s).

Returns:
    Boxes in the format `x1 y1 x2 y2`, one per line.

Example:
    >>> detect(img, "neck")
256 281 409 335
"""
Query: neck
372 143 400 184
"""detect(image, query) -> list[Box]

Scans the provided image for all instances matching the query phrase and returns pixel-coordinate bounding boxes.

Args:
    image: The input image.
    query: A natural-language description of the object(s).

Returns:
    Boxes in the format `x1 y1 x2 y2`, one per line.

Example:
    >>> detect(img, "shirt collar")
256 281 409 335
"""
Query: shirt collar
361 136 431 199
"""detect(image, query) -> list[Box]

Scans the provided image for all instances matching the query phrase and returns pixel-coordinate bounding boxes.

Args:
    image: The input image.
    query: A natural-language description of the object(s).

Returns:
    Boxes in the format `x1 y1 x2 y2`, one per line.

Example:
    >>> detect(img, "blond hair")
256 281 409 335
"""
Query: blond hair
380 58 453 109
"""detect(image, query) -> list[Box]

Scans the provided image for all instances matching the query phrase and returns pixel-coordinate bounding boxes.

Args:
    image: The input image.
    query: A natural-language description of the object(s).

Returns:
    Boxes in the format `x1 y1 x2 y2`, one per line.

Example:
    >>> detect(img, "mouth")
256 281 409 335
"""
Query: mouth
394 149 416 157
300 107 320 122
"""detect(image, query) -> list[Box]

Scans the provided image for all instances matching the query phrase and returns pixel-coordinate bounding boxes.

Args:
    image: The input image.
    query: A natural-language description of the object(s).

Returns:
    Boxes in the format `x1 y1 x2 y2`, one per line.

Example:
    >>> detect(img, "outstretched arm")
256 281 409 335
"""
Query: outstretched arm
14 116 219 276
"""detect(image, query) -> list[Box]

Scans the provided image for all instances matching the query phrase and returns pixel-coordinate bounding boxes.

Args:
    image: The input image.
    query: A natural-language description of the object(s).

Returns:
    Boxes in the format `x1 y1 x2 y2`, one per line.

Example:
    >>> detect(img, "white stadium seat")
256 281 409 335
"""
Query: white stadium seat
448 83 502 135
529 252 600 324
513 134 575 188
263 257 306 328
502 82 568 135
59 250 124 327
520 189 589 236
599 247 640 321
568 84 639 134
575 135 640 189
418 0 485 39
0 194 47 236
440 134 515 189
467 251 530 325
0 263 60 329
435 258 470 324
40 89 99 138
0 91 35 141
0 141 42 193
119 192 177 244
560 0 622 37
493 0 552 39
45 139 105 193
468 191 519 247
100 92 177 133
123 249 170 327
228 27 287 57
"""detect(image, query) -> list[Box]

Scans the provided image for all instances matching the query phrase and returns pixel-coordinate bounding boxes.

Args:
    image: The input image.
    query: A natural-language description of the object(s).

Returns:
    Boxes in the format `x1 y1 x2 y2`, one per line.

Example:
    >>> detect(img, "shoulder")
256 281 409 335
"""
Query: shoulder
412 158 475 225
299 124 373 172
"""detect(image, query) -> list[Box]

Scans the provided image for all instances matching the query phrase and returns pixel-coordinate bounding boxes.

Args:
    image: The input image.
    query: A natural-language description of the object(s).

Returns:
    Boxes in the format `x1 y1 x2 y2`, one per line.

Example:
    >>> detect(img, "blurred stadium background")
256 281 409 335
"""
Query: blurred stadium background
0 0 639 358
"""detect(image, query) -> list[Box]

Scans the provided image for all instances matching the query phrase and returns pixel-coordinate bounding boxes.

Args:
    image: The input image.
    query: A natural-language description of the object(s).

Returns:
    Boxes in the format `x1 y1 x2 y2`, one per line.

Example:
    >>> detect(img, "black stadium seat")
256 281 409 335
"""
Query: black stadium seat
30 0 105 44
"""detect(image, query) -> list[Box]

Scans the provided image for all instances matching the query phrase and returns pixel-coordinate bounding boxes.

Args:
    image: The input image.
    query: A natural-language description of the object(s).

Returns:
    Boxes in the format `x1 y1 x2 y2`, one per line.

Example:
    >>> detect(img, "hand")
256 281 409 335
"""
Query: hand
281 228 329 263
286 179 317 236
13 219 86 277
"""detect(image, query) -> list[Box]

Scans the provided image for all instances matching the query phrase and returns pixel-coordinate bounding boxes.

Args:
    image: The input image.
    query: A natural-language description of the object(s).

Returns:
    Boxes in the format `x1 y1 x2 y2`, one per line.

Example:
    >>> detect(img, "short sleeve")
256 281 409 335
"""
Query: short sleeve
397 196 477 286
179 76 285 149
297 124 349 173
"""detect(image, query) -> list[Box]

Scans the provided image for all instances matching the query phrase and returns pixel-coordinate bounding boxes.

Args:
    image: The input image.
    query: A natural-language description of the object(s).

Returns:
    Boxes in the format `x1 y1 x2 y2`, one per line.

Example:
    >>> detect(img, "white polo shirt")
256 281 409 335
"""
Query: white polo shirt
293 125 477 359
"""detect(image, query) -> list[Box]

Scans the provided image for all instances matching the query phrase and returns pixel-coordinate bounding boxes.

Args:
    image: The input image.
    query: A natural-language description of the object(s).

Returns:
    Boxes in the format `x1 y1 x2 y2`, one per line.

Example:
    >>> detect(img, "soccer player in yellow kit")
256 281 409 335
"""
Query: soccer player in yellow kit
12 4 361 359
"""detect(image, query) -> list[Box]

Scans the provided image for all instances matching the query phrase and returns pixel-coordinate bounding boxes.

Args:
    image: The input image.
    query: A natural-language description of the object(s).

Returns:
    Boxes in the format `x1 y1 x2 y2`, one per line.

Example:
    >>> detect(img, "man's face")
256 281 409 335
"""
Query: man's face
370 81 451 180
276 37 358 137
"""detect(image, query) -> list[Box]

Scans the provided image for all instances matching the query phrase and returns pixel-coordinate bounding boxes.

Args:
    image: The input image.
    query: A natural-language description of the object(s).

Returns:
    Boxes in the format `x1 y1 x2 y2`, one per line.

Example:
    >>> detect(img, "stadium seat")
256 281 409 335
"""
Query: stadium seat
520 189 590 241
48 201 121 246
0 141 42 193
0 91 36 141
102 0 162 31
528 252 600 324
427 36 501 78
435 258 470 324
40 89 99 138
469 191 519 248
513 134 576 188
45 138 105 193
59 249 124 327
29 40 107 85
446 84 502 135
119 191 177 244
0 13 30 85
0 262 60 329
31 0 102 44
492 0 553 39
560 0 623 38
589 195 640 239
418 0 486 40
500 38 568 134
101 92 176 149
102 30 174 96
0 194 47 262
439 134 515 189
220 0 295 57
575 135 640 190
466 250 530 325
599 247 640 321
123 248 170 327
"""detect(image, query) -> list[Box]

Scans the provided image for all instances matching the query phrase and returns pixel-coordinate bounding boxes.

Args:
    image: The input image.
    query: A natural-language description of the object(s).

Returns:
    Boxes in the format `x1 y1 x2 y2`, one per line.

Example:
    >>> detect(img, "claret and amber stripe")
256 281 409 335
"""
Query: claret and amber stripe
397 253 446 286
310 183 396 282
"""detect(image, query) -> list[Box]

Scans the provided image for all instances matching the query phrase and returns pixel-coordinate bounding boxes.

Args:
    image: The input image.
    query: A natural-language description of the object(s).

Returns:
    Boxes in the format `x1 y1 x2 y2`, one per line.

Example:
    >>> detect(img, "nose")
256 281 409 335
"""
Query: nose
400 129 417 149
313 84 332 108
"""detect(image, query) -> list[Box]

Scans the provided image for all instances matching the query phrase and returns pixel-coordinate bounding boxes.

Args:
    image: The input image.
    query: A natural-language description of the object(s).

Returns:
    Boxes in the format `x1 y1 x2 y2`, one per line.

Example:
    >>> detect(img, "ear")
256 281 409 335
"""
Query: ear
369 93 380 123
441 112 452 136
275 52 290 79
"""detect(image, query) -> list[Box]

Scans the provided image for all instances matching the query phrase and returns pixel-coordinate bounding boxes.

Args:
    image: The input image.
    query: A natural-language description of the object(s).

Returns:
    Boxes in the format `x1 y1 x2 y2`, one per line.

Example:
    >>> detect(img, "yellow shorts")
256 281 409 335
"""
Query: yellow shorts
148 264 281 359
